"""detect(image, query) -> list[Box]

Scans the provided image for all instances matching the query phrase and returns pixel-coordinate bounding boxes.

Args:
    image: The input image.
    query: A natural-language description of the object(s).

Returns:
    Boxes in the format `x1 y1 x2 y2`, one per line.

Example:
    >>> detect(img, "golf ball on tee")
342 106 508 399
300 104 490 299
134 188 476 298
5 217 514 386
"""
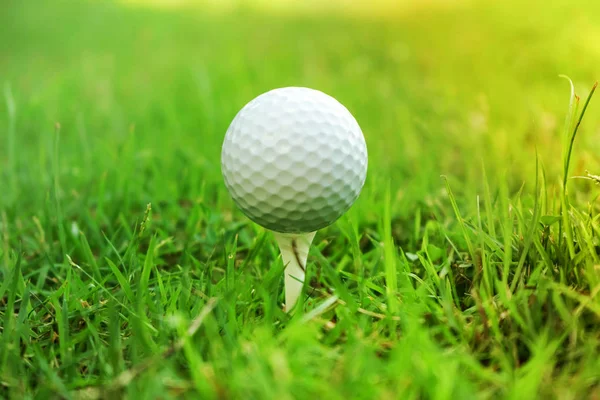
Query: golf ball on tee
221 87 368 233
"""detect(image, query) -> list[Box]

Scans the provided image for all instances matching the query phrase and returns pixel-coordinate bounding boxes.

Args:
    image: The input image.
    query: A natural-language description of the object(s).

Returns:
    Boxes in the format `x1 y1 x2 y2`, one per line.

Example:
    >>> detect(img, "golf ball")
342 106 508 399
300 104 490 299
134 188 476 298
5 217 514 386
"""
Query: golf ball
221 87 368 233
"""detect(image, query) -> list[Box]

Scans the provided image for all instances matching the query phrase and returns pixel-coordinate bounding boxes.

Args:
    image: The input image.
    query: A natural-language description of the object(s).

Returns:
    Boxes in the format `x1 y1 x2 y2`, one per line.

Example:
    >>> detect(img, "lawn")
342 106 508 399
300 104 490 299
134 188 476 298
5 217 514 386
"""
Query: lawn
1 0 600 398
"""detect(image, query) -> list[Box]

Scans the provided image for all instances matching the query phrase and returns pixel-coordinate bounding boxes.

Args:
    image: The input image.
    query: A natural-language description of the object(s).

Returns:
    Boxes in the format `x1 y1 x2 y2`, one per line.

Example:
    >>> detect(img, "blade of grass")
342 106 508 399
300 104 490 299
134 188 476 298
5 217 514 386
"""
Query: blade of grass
383 184 398 315
442 175 476 261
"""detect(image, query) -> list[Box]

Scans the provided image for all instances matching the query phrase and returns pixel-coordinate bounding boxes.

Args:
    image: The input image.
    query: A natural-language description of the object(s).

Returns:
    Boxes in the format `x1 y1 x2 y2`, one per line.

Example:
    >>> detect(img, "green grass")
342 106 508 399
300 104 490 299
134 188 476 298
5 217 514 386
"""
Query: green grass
2 0 600 398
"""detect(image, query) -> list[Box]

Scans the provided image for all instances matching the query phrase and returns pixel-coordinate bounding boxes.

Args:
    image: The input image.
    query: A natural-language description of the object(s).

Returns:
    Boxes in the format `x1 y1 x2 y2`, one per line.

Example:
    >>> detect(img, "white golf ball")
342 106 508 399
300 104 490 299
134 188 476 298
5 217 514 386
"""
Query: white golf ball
221 87 368 233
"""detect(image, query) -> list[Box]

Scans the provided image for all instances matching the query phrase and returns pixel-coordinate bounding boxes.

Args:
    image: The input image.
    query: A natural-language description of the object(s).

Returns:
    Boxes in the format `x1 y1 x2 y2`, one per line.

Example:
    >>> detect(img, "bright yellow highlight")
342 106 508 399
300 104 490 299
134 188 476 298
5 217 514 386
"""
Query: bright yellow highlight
119 0 470 16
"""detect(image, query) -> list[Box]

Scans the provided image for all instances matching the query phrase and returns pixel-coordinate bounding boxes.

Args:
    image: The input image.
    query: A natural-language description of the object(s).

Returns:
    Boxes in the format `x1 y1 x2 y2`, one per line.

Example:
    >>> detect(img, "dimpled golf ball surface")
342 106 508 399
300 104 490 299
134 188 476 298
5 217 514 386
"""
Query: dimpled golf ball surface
221 87 367 233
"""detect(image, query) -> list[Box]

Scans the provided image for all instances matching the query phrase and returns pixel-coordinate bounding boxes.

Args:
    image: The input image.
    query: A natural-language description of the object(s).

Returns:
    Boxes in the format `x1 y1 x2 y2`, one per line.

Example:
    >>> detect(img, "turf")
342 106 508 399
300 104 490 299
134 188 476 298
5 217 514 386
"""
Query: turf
1 0 600 398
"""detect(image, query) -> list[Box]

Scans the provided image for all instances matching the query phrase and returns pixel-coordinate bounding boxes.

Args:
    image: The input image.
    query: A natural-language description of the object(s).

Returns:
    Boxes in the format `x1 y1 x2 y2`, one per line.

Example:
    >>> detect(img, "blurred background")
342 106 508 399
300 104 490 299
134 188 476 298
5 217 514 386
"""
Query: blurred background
1 0 600 235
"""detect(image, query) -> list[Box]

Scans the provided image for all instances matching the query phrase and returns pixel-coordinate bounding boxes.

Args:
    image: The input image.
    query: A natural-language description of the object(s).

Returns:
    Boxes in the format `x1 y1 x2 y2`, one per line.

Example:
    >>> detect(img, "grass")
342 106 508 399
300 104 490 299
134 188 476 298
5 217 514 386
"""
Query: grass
1 0 600 398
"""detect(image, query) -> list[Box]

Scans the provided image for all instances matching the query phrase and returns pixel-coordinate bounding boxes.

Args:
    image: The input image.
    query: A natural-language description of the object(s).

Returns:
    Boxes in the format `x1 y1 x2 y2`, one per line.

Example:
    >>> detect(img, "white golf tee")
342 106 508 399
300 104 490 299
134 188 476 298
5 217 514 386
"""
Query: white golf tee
273 231 316 312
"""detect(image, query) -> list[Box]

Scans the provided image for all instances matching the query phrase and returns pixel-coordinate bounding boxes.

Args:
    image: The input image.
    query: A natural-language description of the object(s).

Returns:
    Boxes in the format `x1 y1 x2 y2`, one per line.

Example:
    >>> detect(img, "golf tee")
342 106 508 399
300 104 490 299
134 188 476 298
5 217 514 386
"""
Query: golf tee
273 231 316 312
